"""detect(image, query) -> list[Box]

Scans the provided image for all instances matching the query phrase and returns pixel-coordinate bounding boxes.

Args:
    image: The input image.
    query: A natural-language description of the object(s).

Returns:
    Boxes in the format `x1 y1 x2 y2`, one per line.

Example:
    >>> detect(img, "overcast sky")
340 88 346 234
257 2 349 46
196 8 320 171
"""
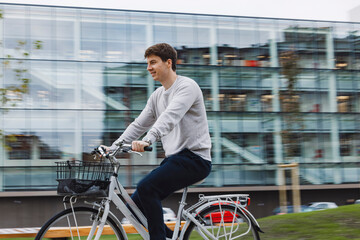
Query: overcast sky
0 0 360 22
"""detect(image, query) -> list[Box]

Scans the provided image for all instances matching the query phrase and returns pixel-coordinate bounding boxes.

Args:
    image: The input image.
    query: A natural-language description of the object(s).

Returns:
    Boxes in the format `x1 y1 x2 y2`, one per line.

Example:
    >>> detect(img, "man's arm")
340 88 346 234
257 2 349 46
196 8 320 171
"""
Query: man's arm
142 80 199 144
110 97 156 151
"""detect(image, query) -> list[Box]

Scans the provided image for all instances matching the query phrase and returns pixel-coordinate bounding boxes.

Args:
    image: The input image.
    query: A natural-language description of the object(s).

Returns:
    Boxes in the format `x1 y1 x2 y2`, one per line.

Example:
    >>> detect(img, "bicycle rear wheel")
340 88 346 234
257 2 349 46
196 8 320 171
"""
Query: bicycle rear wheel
183 205 260 240
35 206 125 240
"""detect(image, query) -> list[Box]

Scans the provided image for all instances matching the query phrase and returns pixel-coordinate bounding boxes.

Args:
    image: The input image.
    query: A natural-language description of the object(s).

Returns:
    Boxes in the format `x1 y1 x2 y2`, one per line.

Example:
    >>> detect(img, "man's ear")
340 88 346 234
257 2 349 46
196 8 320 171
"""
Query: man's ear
166 59 172 69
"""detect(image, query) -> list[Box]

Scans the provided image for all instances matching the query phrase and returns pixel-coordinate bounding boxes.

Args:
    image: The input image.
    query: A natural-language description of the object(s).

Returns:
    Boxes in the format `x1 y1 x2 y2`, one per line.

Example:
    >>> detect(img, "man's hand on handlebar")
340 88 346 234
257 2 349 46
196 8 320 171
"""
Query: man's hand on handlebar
100 145 111 154
132 140 150 152
94 142 152 158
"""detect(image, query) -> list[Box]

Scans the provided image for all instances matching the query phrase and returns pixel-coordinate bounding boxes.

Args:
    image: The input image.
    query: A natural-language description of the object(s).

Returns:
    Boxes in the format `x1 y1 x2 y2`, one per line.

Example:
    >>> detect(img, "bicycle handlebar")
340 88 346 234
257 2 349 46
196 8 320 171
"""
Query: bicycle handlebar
144 146 153 151
91 141 152 163
118 143 153 153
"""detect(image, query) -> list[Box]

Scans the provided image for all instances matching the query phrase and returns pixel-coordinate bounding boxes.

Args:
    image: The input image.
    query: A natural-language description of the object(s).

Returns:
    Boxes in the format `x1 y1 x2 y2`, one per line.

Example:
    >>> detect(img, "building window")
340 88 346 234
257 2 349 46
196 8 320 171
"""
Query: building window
6 135 32 160
337 95 352 112
261 95 273 112
39 142 62 159
340 134 352 156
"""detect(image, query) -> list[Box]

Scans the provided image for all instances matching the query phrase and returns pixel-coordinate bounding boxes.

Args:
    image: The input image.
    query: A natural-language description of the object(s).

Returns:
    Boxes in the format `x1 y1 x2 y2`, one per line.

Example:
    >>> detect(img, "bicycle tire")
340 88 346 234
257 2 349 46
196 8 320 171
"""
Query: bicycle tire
35 206 125 240
183 204 260 240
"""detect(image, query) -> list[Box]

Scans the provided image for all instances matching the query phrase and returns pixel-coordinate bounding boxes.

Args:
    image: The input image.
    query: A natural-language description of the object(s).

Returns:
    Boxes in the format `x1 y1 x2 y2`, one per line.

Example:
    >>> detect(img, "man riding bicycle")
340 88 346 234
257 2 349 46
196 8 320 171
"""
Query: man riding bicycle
104 43 212 240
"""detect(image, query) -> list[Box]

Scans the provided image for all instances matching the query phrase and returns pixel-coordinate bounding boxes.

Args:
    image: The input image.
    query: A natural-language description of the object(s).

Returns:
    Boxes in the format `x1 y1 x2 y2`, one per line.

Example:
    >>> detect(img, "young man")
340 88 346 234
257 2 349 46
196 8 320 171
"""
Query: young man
106 43 212 240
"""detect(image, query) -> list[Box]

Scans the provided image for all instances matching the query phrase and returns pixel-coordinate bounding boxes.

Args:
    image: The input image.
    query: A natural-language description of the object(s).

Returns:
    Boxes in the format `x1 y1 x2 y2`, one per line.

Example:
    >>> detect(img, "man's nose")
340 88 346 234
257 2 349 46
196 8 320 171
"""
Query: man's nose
147 64 152 71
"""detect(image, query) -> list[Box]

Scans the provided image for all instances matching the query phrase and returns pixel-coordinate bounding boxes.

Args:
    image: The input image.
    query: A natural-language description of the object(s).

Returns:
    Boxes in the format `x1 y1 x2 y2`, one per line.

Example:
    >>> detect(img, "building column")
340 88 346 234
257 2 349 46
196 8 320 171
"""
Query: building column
74 10 81 60
75 67 83 161
0 127 3 191
210 25 222 186
270 30 284 186
73 12 83 161
146 21 157 165
0 16 4 191
270 30 283 165
326 29 341 184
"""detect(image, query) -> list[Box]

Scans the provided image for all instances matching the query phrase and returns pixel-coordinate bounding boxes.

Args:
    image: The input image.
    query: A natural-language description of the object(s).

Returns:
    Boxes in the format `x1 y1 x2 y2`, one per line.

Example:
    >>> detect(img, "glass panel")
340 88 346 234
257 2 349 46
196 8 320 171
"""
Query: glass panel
82 111 105 130
82 131 104 155
177 65 212 88
103 62 148 111
195 18 211 48
339 115 356 131
175 15 195 48
236 18 261 68
153 13 175 45
3 5 30 58
339 133 357 159
355 72 360 91
29 61 55 108
30 7 54 59
298 70 317 89
218 89 246 112
301 91 324 112
257 18 274 68
55 8 76 60
127 12 148 62
237 18 257 48
333 22 353 70
337 71 353 91
54 61 78 108
217 17 239 66
259 68 274 89
3 110 27 130
2 59 32 109
81 62 106 109
6 134 32 159
277 19 328 69
352 23 360 71
79 9 102 61
263 133 274 163
103 10 126 62
37 132 62 159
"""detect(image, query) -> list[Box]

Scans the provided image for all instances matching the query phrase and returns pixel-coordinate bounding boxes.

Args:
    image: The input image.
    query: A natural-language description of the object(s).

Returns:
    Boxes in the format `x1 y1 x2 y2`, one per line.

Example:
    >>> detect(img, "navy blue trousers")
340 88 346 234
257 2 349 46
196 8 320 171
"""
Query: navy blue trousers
131 148 211 240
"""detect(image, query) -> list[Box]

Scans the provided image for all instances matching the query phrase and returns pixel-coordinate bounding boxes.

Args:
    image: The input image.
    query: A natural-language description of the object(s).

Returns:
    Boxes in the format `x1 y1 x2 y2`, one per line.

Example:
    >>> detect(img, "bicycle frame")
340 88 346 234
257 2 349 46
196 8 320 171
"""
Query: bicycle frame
84 173 260 240
70 144 261 240
87 174 150 240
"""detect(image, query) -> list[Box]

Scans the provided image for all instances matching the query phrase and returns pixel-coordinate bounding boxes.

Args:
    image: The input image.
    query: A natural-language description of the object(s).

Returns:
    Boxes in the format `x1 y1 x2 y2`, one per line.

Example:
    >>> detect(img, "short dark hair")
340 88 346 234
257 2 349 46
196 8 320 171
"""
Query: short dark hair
144 43 177 71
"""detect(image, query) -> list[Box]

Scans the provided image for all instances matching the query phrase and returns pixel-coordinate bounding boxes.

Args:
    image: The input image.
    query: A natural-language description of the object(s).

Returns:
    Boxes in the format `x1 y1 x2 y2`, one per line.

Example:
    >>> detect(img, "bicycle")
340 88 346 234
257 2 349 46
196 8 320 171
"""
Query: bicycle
35 142 262 240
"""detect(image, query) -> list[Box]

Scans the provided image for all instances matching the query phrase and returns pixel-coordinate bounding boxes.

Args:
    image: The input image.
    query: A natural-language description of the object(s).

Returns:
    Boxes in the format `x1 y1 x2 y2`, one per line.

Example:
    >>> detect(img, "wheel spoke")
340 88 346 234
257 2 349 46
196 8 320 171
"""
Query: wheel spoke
183 205 260 240
35 207 125 240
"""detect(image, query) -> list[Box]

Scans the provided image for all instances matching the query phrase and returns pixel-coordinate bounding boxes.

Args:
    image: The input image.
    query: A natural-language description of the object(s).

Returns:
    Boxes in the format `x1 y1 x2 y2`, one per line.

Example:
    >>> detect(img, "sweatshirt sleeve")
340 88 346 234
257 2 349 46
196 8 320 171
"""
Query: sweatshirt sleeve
110 95 156 151
142 80 199 144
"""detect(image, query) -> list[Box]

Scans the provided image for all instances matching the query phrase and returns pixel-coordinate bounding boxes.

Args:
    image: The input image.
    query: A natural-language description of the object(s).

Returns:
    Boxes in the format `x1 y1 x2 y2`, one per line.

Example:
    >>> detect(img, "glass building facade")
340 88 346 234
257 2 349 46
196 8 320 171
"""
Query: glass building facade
1 3 360 191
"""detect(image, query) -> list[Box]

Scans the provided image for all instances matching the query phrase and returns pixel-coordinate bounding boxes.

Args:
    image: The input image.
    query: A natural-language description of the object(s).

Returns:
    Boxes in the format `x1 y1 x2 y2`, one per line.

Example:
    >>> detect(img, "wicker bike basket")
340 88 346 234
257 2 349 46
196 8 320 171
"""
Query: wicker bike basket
56 160 114 197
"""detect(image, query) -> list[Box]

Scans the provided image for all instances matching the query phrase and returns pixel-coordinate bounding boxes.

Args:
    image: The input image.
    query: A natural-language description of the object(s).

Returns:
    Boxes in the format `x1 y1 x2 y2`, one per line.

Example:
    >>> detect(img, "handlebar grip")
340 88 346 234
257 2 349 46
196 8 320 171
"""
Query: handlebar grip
144 146 153 151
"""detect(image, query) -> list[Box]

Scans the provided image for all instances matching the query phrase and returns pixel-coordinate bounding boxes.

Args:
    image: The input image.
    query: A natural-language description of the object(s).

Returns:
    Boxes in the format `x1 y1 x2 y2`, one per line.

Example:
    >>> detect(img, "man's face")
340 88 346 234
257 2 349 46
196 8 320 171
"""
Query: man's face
146 55 171 82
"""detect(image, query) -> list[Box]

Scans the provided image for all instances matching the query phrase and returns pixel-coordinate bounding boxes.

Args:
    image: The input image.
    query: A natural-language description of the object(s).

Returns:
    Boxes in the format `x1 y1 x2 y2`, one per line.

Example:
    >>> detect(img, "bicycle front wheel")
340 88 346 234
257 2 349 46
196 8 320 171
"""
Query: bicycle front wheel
35 206 125 240
183 205 260 240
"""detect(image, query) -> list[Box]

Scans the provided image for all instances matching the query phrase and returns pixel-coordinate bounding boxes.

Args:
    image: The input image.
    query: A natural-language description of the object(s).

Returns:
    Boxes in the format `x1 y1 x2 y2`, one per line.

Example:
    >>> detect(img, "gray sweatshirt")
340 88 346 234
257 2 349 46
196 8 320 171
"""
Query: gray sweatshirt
111 75 212 161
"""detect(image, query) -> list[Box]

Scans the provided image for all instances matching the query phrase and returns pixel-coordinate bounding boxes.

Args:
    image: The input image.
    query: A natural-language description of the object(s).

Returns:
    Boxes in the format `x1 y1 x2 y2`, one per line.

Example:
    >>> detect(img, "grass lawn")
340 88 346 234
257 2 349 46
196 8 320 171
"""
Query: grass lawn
257 204 360 240
126 204 360 239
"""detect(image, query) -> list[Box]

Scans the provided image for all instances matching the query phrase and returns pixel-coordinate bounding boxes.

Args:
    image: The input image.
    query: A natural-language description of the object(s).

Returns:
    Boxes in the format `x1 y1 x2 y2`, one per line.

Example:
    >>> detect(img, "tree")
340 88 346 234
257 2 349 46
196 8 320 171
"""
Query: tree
0 9 43 147
279 50 303 161
278 50 303 214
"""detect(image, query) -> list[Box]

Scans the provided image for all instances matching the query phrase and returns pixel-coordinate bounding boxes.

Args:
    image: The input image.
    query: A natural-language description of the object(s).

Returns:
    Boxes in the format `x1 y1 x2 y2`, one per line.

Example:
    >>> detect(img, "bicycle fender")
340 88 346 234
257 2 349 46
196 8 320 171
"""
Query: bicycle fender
108 211 128 240
194 200 239 214
241 207 264 233
194 200 263 233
